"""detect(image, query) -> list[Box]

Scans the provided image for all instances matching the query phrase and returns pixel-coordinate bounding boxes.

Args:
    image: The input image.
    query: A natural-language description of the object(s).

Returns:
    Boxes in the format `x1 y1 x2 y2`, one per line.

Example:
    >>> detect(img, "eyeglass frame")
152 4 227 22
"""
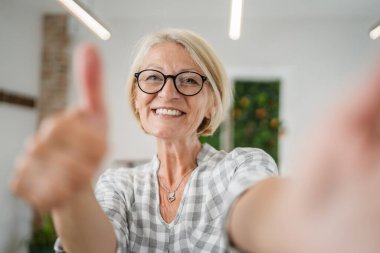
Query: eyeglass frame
134 69 208 96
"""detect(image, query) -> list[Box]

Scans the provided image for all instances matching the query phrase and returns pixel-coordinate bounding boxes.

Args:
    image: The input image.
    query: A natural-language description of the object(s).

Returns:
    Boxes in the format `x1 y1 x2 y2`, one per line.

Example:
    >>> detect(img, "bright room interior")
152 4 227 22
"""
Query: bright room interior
1 0 380 251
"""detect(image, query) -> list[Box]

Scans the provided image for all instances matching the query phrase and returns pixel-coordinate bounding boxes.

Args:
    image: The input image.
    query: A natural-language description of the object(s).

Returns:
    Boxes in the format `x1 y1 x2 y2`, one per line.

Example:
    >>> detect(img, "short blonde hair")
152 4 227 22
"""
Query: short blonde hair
127 28 231 136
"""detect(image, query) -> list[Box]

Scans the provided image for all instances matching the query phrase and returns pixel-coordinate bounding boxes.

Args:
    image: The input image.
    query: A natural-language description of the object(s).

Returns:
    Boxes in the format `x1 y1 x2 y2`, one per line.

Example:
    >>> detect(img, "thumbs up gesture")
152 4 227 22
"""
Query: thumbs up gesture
11 44 108 211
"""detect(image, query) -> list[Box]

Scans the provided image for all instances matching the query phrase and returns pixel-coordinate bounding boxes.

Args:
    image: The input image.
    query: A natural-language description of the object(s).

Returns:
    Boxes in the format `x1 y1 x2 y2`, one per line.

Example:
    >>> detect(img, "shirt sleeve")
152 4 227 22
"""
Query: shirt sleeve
223 148 279 252
95 169 131 253
54 169 131 253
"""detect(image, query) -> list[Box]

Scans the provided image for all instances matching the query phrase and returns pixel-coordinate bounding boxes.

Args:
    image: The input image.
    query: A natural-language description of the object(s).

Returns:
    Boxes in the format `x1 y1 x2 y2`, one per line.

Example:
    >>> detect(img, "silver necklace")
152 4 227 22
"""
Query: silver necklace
158 169 193 203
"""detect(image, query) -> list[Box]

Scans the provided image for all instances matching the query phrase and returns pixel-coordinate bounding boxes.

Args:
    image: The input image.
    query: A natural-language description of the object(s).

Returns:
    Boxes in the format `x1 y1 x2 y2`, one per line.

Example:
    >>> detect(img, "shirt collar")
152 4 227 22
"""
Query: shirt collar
196 143 218 165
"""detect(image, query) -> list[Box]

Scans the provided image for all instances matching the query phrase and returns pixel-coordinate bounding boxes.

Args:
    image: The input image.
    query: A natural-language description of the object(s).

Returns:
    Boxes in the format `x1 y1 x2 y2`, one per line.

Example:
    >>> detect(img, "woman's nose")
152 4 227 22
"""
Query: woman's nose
158 77 180 99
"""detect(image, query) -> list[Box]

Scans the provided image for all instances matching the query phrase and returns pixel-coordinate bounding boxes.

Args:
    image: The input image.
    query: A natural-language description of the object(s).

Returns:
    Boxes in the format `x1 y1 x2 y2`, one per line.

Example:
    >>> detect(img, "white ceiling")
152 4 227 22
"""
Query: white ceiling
28 0 380 21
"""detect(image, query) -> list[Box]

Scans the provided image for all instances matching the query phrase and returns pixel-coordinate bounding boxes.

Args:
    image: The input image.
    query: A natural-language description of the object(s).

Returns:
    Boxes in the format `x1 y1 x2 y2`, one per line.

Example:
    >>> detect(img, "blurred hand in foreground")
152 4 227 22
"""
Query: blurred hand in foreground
281 63 380 253
11 44 108 211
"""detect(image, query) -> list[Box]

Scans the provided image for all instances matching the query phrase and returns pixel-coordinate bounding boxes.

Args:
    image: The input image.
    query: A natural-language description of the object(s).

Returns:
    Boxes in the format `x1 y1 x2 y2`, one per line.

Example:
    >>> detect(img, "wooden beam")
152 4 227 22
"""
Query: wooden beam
0 88 37 108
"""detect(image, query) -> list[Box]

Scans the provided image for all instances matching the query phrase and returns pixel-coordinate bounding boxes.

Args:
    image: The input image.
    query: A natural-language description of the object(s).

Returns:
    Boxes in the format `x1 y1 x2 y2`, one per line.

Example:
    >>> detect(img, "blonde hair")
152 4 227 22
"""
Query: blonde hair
127 28 231 136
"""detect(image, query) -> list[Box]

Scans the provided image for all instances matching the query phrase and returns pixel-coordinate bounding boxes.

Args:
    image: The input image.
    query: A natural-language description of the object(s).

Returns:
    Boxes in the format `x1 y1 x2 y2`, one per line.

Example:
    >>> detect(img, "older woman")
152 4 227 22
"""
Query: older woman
12 28 380 253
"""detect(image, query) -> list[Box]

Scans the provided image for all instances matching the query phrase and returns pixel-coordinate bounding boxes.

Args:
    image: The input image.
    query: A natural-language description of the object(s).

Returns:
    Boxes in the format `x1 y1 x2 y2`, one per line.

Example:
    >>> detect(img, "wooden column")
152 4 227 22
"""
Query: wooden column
38 14 70 124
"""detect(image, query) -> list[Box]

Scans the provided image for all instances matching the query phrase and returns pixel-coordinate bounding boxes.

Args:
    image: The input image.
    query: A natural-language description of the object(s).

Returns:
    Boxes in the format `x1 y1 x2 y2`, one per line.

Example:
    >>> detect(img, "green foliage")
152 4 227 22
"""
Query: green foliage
233 80 281 163
200 79 281 164
29 214 56 253
199 127 221 149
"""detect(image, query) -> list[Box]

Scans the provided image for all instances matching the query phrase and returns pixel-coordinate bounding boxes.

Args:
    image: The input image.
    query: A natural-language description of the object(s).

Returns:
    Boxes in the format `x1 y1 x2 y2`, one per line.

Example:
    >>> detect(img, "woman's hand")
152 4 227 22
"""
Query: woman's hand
11 44 108 211
282 63 380 253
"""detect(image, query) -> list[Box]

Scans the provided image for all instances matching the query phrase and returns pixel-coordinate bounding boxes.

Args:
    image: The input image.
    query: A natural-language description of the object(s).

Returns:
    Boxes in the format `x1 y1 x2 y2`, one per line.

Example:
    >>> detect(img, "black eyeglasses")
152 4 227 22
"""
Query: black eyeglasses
134 69 207 96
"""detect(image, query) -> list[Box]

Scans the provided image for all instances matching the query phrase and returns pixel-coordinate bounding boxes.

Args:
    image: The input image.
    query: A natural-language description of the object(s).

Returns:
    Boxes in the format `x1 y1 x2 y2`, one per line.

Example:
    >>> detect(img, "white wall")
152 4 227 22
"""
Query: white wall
0 0 42 251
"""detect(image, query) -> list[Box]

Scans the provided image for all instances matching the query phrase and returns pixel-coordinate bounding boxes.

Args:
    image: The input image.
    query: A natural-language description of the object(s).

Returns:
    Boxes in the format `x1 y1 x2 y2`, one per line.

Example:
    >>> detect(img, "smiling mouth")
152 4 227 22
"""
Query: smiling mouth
154 108 184 116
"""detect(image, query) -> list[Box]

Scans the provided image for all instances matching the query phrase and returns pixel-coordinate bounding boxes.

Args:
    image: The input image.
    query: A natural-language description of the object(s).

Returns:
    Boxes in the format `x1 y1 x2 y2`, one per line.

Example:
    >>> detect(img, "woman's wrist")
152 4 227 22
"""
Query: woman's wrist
51 183 95 231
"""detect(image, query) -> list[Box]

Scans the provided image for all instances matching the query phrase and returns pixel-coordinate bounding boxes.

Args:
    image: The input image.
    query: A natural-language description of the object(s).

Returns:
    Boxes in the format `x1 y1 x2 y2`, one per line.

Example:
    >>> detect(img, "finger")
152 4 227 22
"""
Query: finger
75 43 106 116
294 62 380 191
335 61 380 131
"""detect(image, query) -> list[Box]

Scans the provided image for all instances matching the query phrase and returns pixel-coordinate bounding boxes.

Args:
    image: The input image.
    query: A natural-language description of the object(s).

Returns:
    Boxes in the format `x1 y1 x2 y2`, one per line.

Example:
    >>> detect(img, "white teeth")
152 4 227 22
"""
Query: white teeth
155 108 182 116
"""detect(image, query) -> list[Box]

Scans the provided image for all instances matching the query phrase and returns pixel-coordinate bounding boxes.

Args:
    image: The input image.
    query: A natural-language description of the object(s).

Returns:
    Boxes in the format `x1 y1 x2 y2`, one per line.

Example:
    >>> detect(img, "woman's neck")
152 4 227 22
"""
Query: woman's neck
156 136 201 186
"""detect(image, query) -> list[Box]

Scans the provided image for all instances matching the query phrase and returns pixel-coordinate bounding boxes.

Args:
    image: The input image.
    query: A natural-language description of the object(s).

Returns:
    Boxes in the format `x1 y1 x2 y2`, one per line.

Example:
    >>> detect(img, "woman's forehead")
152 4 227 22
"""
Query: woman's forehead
141 42 203 73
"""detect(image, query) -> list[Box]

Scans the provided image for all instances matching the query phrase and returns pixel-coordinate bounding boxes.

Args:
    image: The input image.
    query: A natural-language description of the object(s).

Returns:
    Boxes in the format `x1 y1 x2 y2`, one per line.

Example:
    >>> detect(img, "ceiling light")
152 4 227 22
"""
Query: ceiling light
229 0 244 40
369 23 380 40
57 0 111 40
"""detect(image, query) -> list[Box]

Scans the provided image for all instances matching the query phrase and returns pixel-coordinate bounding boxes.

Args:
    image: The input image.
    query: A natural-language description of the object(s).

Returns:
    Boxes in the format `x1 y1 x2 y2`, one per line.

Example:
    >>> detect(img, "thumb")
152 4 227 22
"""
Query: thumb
75 43 106 116
340 61 380 129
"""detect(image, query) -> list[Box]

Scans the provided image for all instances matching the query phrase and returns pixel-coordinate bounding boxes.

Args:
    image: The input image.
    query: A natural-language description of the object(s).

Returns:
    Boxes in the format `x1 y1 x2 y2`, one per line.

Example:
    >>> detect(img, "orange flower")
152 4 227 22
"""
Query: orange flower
270 118 280 128
239 96 250 108
255 108 267 119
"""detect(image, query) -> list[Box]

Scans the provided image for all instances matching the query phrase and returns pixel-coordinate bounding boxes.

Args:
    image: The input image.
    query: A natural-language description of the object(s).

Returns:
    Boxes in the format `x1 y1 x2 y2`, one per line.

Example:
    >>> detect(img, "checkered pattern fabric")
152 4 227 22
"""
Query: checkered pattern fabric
54 143 278 252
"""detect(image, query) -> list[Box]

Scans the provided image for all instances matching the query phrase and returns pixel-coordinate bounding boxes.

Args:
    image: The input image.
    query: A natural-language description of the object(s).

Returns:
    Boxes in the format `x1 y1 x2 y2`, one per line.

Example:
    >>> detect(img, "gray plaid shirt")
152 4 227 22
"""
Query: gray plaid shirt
55 143 278 252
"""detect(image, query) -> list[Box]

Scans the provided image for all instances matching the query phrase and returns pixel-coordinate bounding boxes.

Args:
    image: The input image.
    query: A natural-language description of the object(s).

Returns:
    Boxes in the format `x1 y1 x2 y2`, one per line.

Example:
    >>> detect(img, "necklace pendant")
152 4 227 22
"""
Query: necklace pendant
168 192 175 202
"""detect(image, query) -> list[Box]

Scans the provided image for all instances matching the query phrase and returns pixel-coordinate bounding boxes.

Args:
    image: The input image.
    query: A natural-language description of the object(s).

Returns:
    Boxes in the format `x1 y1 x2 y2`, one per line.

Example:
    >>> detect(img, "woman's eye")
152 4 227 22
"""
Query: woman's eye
184 78 196 84
180 77 200 86
146 75 162 81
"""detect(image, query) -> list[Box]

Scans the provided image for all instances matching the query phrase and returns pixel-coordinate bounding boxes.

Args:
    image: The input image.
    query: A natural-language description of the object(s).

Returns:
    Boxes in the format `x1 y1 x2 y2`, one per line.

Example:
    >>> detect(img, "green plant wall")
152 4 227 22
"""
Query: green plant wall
200 79 281 163
29 214 56 253
233 80 281 163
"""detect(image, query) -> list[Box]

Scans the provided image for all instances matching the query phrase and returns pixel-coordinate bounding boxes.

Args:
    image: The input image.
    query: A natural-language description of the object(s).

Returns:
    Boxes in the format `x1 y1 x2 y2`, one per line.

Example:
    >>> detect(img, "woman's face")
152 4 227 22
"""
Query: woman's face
135 41 212 141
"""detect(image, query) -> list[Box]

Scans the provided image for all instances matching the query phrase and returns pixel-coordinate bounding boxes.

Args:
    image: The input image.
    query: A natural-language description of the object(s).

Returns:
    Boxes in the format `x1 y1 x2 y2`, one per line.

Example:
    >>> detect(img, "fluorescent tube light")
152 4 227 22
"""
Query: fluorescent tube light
57 0 111 40
229 0 244 40
369 23 380 40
